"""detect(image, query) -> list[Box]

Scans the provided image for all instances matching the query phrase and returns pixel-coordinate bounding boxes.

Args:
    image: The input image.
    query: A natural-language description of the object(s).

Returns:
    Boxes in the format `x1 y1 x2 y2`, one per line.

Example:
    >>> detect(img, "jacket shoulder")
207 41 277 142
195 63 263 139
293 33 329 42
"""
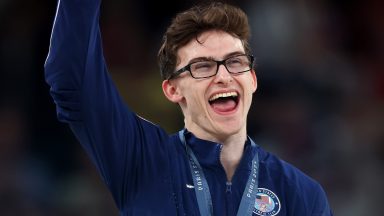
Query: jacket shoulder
257 146 332 215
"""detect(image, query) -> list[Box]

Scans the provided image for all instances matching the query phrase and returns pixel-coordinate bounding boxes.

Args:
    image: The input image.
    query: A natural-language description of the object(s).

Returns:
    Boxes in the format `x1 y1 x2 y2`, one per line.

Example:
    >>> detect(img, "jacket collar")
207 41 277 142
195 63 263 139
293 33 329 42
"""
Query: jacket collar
183 129 255 170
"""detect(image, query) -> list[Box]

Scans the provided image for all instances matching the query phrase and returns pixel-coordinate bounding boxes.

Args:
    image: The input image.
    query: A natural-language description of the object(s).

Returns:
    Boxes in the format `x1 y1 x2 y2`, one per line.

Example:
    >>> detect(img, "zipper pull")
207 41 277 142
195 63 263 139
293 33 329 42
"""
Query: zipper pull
226 181 232 193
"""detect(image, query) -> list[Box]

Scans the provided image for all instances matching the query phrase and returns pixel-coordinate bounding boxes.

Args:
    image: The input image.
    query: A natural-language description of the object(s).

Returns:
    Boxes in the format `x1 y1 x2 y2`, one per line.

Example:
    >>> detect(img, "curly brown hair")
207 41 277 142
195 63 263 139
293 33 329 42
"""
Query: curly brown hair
157 2 251 80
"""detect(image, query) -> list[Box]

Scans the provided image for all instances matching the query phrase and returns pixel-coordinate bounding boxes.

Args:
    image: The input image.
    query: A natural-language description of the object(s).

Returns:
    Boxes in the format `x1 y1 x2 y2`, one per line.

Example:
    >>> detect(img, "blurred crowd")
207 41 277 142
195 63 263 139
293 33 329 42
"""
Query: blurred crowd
0 0 383 215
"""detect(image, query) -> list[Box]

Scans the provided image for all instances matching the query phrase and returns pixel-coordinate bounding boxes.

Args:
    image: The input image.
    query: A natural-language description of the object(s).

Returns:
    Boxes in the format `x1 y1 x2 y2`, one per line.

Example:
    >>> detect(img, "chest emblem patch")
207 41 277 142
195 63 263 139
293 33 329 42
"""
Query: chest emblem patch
253 188 281 216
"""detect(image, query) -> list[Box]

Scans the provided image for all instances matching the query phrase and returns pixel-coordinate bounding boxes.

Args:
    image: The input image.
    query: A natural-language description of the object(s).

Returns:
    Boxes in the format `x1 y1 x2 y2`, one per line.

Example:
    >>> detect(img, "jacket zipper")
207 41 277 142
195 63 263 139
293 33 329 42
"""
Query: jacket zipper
226 181 233 215
226 181 232 193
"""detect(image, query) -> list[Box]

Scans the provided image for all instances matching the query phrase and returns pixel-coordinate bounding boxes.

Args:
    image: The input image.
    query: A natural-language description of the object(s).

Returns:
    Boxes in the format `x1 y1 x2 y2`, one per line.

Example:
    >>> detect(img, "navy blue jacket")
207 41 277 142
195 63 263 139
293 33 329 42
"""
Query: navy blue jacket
45 0 332 215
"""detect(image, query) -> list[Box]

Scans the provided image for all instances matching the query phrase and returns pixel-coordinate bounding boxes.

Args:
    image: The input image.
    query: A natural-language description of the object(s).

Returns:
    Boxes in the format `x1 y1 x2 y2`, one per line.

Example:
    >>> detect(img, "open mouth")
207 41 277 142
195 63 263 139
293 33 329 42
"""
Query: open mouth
208 92 239 113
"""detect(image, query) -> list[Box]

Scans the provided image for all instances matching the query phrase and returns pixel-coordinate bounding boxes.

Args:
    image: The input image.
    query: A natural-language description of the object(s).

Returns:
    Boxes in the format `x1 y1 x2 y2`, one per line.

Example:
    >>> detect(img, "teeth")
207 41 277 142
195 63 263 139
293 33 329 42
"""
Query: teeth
209 92 238 101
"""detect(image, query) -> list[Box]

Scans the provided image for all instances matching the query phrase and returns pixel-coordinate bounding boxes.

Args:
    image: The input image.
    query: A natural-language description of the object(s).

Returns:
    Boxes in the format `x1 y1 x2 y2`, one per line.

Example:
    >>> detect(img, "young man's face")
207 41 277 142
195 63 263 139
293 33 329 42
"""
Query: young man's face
162 30 257 142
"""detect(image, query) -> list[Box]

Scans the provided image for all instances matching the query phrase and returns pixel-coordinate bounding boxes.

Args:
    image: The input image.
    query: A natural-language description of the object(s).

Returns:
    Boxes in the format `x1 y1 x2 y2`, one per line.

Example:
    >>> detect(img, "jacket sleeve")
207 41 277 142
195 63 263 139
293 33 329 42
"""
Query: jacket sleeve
44 0 170 210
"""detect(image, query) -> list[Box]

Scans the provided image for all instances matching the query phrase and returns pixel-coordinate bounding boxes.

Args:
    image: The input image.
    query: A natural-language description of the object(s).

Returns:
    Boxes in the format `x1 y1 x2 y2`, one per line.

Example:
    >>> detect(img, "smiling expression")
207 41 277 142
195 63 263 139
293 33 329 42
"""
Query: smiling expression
162 30 257 142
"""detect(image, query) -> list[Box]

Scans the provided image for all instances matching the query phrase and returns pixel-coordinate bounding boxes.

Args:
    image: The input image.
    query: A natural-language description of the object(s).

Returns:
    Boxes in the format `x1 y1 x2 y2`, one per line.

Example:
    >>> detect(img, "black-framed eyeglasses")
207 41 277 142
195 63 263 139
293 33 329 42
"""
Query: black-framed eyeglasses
167 54 254 80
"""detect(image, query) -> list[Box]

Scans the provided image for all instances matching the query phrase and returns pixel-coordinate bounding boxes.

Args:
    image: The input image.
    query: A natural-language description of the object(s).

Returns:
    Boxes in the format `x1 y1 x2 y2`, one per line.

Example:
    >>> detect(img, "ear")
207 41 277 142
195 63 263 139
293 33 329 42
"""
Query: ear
162 79 184 103
251 69 257 93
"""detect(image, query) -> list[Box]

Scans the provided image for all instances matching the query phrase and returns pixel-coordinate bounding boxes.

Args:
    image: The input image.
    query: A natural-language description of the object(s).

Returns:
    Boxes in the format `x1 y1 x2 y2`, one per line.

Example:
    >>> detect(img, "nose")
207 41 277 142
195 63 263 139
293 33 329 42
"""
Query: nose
214 64 233 84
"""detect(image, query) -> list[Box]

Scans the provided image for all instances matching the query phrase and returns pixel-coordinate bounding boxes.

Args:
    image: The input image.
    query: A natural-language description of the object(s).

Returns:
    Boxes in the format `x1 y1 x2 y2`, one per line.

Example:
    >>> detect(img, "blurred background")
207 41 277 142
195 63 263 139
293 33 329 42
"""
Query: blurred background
0 0 383 215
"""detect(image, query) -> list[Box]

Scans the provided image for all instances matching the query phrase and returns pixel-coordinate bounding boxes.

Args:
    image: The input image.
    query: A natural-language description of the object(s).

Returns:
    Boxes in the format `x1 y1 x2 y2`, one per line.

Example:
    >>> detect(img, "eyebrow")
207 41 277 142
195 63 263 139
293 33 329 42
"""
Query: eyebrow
187 51 245 64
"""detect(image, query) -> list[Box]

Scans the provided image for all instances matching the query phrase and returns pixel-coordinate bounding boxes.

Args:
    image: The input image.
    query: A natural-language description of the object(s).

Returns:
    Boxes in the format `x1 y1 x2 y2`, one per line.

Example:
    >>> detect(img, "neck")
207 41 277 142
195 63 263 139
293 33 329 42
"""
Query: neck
219 135 247 181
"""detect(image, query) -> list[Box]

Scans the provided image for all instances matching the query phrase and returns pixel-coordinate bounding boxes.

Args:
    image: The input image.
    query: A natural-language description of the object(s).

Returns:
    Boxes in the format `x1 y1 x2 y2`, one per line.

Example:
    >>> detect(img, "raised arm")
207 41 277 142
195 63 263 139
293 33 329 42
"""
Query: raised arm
45 0 102 105
44 0 170 210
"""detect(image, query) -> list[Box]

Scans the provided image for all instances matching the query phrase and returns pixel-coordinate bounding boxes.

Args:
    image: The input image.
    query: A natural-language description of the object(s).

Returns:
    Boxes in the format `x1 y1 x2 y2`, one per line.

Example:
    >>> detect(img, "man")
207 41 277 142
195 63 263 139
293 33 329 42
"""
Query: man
45 0 332 215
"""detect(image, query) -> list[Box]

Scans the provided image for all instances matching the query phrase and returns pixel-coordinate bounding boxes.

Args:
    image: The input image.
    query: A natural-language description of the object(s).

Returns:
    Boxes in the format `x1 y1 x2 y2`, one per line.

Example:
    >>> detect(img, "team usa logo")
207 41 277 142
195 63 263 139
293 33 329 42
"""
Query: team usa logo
253 188 281 216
